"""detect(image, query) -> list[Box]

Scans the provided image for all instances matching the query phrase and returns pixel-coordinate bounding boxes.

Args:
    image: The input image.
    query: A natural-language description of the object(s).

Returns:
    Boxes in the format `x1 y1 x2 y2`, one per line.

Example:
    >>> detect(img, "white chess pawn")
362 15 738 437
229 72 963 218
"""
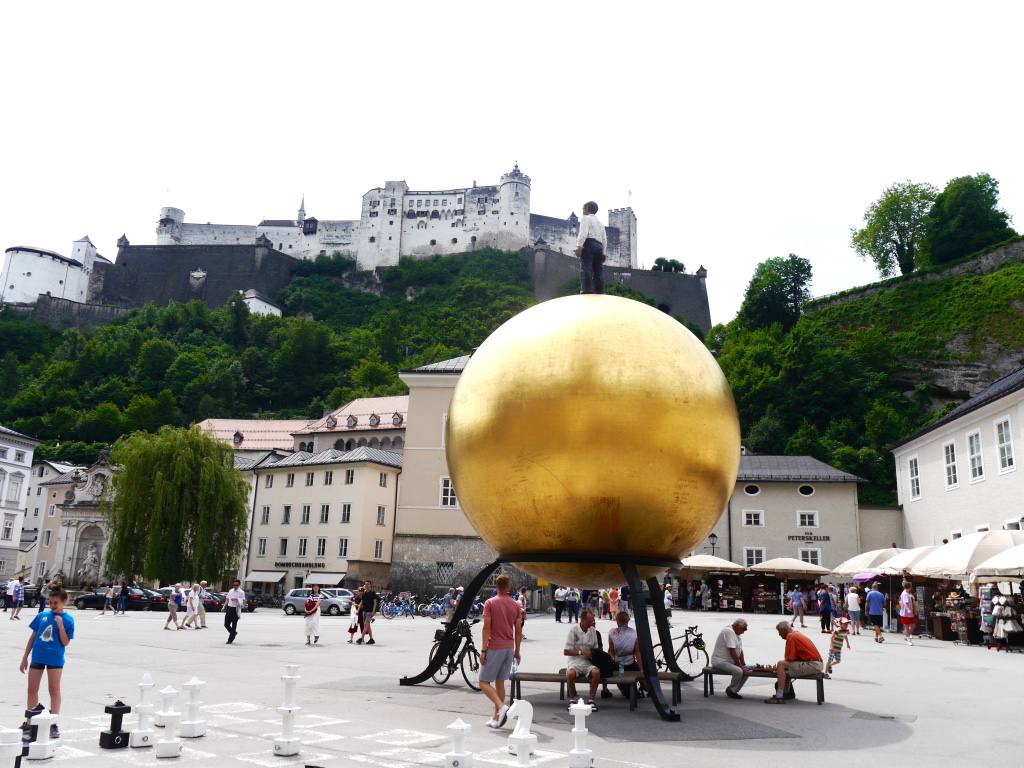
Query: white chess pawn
131 672 156 748
0 726 24 761
154 712 183 759
568 699 594 768
154 685 179 729
445 718 473 768
273 664 302 757
179 677 206 738
26 711 58 761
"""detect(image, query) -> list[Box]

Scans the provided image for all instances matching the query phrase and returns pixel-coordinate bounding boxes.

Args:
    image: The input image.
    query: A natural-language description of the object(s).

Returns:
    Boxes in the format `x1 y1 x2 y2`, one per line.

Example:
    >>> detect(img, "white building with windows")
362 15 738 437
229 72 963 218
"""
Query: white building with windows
892 367 1024 545
1 238 109 305
0 425 39 580
701 455 882 570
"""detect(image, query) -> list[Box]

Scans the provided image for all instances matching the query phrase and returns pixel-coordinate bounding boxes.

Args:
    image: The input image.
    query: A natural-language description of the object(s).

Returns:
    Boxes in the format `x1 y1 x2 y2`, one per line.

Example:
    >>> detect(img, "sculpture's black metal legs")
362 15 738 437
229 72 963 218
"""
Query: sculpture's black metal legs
399 559 501 686
622 561 680 722
646 577 685 677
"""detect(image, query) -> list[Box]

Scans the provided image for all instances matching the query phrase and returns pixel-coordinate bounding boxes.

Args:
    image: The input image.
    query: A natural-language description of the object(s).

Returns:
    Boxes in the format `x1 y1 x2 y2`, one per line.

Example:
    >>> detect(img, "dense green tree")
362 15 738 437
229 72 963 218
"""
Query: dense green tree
224 292 251 347
920 173 1016 264
134 338 178 390
737 254 812 331
76 402 125 443
851 181 937 276
745 404 787 454
651 257 686 273
103 427 249 582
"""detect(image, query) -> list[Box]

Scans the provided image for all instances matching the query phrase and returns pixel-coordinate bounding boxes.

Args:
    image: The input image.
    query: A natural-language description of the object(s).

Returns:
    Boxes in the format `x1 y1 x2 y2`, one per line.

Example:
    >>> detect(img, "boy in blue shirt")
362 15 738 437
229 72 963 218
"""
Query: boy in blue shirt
19 586 74 739
865 583 887 644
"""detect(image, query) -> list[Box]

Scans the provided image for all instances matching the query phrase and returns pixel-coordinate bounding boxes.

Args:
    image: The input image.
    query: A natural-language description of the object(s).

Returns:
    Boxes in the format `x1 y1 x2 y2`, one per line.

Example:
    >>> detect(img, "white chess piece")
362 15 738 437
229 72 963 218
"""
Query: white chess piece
179 677 206 738
568 698 594 768
131 672 156 748
154 711 183 759
506 699 537 767
154 685 179 728
26 711 58 761
445 718 473 768
273 664 301 757
0 726 24 761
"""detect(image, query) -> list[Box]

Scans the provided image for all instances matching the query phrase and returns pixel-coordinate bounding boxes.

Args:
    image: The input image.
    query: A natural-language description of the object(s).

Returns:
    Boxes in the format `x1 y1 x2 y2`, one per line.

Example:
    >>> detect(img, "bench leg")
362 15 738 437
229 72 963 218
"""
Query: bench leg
817 678 824 705
630 681 637 711
560 681 565 701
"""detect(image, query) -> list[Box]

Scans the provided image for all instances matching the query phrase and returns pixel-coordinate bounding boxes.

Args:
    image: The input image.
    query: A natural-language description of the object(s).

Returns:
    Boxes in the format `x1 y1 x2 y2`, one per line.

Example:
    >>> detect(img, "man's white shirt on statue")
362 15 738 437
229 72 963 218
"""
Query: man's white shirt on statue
576 214 607 249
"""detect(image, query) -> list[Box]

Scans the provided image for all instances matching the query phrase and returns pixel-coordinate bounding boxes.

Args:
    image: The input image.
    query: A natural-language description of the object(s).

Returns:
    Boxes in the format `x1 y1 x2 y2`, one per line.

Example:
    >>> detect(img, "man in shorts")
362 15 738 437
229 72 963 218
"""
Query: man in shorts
479 575 524 729
898 581 918 645
865 582 887 644
765 622 822 704
357 581 378 645
19 586 74 739
564 608 602 710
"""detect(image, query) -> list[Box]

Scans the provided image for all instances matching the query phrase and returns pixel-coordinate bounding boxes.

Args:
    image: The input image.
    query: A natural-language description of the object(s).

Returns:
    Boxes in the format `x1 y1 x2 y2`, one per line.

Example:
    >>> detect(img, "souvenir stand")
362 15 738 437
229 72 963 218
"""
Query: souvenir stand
971 543 1024 652
750 557 831 615
677 555 746 611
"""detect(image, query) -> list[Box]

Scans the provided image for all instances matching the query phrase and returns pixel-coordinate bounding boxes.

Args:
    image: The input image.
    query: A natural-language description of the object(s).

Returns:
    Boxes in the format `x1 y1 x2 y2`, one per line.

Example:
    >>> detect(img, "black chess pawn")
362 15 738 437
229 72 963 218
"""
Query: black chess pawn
99 700 132 749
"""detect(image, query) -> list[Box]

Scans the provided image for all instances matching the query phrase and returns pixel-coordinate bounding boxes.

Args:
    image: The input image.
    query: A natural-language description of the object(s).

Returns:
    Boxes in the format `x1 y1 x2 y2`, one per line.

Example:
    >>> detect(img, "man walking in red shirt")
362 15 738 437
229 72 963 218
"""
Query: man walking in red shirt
479 574 524 729
766 621 823 703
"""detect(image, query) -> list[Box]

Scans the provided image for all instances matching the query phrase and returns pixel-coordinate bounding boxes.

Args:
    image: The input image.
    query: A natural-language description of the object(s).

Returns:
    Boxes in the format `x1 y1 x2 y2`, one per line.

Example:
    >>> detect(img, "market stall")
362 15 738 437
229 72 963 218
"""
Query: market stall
971 543 1024 651
831 548 905 577
677 555 745 611
750 557 831 616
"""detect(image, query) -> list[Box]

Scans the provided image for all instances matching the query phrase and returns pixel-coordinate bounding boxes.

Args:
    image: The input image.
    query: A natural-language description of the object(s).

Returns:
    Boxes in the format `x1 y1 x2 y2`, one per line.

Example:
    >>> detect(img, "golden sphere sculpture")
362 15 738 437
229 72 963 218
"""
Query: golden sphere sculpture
445 294 740 587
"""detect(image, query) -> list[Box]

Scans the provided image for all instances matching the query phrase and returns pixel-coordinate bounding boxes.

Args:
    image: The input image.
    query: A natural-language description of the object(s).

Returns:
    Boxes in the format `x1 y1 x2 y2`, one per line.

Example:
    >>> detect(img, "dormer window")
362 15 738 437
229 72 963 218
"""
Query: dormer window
346 415 358 428
369 414 380 427
233 431 244 446
392 413 403 426
325 415 337 429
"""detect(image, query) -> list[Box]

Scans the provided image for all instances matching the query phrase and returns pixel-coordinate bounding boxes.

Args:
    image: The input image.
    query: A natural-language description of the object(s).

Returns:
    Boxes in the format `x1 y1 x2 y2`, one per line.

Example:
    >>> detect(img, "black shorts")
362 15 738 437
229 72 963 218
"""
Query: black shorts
30 663 63 671
869 614 884 627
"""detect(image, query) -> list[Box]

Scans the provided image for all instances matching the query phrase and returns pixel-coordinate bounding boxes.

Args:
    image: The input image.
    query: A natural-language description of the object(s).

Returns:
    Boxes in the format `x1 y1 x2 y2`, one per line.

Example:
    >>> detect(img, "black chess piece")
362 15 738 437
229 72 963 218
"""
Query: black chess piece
99 700 132 749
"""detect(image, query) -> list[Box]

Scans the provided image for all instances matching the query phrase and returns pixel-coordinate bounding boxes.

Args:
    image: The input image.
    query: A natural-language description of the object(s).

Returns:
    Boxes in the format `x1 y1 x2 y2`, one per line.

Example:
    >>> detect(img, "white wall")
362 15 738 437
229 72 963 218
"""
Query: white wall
242 295 281 317
1 248 85 304
893 390 1024 545
0 432 37 579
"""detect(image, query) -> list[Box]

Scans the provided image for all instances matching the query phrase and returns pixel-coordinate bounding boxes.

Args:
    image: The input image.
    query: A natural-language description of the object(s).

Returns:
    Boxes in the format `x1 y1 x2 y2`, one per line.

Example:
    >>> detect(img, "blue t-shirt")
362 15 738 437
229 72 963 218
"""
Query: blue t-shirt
865 590 886 616
29 610 75 667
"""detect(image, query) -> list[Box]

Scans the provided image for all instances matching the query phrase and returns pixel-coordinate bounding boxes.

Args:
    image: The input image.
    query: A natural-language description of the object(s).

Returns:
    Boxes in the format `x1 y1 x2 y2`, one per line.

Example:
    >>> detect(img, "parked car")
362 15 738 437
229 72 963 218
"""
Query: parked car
282 588 352 616
74 587 153 611
142 588 169 611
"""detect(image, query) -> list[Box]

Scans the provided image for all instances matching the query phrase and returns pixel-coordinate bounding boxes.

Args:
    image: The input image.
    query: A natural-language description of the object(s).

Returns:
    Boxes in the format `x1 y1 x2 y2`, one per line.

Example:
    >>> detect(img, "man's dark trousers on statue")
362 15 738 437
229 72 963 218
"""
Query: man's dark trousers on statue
580 237 605 294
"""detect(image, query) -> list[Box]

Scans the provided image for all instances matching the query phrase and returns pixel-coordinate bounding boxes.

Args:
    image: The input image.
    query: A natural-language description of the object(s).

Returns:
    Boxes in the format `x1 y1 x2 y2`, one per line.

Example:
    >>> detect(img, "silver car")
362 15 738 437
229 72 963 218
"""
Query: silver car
281 588 353 616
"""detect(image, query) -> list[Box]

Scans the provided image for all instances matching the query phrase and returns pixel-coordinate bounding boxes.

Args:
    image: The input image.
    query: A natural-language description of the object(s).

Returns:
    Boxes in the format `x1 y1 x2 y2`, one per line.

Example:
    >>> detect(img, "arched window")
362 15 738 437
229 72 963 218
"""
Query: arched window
345 439 355 450
334 439 345 450
369 437 380 448
357 438 368 447
392 436 404 449
380 437 391 449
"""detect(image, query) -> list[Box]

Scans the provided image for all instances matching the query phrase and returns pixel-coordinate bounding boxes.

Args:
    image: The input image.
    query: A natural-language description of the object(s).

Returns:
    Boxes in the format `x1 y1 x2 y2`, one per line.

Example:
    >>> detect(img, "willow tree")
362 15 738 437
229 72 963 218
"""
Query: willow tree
103 426 249 582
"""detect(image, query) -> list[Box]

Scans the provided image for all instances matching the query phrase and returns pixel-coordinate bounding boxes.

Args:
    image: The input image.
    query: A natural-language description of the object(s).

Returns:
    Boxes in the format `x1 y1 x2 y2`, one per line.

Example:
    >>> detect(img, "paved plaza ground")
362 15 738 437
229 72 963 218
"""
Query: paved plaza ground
0 605 1019 767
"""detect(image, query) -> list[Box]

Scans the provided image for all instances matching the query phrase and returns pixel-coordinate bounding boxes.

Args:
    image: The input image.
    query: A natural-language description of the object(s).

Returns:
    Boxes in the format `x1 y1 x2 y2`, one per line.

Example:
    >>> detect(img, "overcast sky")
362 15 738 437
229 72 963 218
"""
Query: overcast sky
2 2 1021 325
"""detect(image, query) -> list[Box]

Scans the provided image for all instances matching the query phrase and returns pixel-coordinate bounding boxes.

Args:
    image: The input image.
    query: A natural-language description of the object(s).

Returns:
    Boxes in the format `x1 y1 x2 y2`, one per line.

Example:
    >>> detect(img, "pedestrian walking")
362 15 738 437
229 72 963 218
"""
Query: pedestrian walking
356 581 378 645
816 584 834 634
36 580 48 613
846 586 862 635
517 586 530 640
182 584 201 629
789 584 807 627
3 576 14 612
824 617 852 677
700 581 711 611
663 583 674 627
223 579 245 644
196 581 210 628
442 588 456 623
574 201 607 294
115 580 127 615
899 581 918 645
11 576 25 620
479 574 524 729
348 587 363 643
305 585 324 645
19 585 74 740
100 583 115 616
865 582 887 644
608 587 619 618
566 587 580 624
554 585 567 623
164 584 182 630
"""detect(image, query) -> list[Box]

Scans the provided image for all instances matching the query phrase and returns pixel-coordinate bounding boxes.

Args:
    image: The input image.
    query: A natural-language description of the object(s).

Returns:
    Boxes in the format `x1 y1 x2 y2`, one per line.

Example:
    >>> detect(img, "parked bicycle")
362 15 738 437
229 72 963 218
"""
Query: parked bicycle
652 625 709 679
428 618 482 690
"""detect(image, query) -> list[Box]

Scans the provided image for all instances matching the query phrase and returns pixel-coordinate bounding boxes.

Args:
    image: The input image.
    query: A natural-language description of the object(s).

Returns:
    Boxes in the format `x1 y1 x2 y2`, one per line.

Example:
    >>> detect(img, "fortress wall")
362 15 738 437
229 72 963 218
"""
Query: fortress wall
529 248 712 333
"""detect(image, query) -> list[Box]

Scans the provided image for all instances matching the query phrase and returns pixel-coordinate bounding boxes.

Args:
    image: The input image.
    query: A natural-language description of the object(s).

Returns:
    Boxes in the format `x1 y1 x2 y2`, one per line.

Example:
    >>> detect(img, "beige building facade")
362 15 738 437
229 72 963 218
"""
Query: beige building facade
702 455 871 570
891 367 1024 546
243 446 401 593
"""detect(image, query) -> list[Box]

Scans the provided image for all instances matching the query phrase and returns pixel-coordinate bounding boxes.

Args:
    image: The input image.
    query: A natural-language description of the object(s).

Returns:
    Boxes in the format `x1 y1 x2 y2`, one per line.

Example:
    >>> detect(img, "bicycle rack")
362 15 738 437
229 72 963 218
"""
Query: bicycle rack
400 553 684 722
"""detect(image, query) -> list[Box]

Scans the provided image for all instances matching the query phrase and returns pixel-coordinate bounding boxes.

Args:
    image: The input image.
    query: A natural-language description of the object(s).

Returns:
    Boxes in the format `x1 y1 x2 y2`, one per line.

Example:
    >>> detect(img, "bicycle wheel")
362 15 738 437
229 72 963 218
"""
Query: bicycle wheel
678 643 709 679
652 644 667 671
460 646 482 691
429 642 453 684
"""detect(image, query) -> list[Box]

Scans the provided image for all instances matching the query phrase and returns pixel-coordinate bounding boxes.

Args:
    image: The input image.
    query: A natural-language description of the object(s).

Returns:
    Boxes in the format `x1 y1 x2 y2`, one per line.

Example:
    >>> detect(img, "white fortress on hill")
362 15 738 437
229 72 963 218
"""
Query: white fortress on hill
156 164 638 271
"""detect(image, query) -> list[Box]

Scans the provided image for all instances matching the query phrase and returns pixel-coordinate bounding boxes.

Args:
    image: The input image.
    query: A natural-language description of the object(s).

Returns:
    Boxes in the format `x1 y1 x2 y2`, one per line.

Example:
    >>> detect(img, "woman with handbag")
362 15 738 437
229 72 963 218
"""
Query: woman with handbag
304 585 323 645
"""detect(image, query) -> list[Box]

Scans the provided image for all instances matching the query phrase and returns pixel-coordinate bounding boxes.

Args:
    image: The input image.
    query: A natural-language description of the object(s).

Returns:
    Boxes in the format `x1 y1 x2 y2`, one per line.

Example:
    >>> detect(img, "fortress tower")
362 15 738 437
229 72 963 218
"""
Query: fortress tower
498 163 531 248
607 207 637 268
156 207 185 244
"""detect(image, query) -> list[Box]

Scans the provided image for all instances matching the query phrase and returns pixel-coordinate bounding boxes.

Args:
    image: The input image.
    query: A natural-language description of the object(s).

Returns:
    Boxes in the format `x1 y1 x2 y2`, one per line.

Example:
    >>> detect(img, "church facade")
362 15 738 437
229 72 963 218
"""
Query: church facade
156 165 638 271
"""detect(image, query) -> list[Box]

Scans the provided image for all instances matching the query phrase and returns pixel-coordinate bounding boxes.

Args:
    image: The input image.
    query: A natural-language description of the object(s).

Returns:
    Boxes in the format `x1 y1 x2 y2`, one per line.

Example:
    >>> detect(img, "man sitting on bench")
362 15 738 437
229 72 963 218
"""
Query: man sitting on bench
564 608 602 711
766 621 823 704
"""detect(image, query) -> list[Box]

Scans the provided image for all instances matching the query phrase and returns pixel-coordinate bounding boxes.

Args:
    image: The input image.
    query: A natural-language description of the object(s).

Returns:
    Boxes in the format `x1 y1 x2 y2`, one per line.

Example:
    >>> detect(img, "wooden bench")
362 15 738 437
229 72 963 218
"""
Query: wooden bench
509 670 684 710
702 666 825 705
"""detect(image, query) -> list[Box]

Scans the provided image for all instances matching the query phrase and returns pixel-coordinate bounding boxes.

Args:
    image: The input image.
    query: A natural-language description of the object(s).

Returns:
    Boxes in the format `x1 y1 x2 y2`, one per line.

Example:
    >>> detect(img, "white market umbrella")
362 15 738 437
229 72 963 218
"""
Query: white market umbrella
679 555 745 572
872 545 939 576
971 543 1024 581
749 557 831 576
831 548 906 577
910 531 1024 580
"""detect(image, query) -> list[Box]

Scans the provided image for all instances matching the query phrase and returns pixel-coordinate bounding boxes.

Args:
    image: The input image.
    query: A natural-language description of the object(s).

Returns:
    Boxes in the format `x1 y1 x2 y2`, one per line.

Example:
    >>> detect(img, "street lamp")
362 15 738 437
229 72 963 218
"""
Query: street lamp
705 532 719 556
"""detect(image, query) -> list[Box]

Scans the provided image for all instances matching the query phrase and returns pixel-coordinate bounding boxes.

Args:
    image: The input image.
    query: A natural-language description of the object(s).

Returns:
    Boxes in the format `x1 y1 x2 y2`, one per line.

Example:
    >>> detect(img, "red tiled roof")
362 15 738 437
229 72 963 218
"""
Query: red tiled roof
197 418 312 451
294 395 409 435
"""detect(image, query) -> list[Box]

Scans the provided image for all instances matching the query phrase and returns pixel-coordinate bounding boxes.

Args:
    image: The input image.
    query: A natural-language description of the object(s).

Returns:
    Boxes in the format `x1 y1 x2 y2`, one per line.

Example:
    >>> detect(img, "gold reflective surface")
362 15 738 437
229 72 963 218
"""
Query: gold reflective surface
446 294 740 586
